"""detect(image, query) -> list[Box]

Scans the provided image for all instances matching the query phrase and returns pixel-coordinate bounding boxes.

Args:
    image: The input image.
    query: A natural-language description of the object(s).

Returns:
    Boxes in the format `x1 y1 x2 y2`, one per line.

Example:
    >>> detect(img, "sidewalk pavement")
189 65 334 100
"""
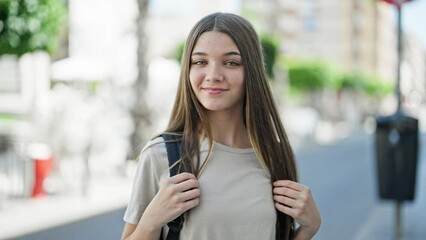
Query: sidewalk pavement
0 174 133 239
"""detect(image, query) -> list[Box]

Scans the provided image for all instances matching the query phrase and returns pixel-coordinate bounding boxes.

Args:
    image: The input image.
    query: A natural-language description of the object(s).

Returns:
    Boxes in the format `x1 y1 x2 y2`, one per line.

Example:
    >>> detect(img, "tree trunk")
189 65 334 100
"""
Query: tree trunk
130 0 151 159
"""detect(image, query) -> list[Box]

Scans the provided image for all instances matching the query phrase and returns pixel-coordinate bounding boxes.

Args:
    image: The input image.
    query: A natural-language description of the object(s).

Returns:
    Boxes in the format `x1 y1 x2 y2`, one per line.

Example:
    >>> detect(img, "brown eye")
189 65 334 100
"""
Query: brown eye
225 61 240 67
192 60 206 65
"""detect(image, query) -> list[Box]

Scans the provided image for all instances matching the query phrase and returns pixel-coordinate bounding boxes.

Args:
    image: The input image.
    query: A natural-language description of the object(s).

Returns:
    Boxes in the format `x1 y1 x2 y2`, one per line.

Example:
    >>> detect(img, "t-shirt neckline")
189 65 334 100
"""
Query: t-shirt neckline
212 141 255 154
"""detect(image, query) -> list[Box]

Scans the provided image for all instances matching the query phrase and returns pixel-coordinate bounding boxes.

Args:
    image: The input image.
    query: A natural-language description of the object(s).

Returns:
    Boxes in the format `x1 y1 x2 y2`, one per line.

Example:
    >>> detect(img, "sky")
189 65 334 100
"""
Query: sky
402 0 426 48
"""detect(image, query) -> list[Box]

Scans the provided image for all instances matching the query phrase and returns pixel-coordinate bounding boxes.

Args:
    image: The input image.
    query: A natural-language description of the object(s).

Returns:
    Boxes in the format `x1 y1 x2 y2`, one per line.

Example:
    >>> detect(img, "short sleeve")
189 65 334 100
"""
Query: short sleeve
123 137 169 224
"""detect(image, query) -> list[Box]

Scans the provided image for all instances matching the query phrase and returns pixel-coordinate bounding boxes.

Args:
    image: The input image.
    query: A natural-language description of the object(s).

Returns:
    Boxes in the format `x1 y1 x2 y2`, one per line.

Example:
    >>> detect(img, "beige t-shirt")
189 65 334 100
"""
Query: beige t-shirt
123 137 277 240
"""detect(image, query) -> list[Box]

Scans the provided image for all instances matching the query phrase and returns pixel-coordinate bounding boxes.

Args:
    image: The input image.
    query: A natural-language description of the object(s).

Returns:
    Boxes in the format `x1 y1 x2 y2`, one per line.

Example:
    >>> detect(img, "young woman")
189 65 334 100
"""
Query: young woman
121 12 321 240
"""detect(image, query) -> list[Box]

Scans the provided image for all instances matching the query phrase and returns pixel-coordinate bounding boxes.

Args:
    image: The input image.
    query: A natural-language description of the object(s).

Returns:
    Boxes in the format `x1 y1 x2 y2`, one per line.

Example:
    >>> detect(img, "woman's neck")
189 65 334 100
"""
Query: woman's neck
206 110 251 148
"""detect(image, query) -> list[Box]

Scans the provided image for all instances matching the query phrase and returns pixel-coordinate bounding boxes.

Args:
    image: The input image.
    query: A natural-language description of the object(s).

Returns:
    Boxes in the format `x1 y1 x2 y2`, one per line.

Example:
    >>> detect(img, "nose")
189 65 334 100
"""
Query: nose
206 62 224 82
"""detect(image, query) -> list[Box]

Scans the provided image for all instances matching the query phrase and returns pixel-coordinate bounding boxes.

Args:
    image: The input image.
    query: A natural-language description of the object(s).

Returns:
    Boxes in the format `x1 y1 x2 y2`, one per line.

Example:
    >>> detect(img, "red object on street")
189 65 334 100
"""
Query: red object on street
28 143 53 198
380 0 413 7
32 157 53 198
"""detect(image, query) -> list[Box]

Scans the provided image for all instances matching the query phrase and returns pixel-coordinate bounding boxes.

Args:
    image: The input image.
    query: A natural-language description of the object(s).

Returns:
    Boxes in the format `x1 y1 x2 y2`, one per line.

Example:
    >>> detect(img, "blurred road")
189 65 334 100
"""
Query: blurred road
6 132 425 240
297 132 426 240
12 208 126 240
296 132 377 239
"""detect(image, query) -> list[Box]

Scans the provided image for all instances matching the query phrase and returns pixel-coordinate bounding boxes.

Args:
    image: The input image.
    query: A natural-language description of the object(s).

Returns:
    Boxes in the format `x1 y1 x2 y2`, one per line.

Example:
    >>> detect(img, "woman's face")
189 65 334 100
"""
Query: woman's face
189 31 245 113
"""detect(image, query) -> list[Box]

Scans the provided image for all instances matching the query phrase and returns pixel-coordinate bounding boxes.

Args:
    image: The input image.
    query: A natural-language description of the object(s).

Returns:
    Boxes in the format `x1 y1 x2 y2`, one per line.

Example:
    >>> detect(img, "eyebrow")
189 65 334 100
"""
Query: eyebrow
191 51 241 56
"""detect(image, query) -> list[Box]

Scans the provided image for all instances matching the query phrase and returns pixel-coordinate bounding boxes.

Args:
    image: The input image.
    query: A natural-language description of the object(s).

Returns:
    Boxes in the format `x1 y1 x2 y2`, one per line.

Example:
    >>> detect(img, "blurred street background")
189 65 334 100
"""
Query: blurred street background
0 0 425 239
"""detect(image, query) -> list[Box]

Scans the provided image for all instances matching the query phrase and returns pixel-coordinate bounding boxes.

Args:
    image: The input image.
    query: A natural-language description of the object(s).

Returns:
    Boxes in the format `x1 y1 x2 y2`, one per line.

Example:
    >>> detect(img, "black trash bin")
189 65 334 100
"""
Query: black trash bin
375 113 419 201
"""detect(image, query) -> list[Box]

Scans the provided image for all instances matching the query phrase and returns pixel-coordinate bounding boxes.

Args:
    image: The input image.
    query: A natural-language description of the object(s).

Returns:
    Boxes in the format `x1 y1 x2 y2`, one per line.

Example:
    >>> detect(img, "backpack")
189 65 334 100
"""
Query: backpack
162 134 184 240
161 134 289 240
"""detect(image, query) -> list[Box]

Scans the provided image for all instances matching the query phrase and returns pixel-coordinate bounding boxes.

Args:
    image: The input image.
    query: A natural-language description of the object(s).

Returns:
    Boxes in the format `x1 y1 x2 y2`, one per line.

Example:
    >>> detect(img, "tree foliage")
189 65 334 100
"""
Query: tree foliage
280 58 394 98
285 59 335 92
0 0 67 56
260 35 278 79
337 70 394 97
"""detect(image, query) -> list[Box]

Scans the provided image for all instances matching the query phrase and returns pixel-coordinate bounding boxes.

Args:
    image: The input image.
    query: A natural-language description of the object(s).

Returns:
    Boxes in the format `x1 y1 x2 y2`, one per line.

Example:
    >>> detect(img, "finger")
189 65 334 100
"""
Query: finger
181 197 200 211
169 172 197 184
169 196 200 219
273 195 298 208
175 178 199 192
179 188 201 202
273 180 306 191
273 186 299 199
275 202 300 219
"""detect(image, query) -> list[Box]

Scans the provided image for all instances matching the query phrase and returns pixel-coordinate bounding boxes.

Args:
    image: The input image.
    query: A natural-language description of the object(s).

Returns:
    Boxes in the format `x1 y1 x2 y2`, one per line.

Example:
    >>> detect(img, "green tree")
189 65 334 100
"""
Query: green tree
285 59 335 93
260 35 279 79
174 41 184 63
337 70 394 97
0 0 67 56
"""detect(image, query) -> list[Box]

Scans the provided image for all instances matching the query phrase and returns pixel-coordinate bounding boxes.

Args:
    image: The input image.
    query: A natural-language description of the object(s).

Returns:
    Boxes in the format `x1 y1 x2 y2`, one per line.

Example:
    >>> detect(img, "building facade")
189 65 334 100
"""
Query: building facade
244 0 425 99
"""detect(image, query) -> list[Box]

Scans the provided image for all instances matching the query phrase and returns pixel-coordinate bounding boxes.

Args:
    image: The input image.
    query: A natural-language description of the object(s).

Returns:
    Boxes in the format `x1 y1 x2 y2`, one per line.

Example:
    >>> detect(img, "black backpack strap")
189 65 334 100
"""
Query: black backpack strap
162 134 182 175
161 134 184 240
276 210 294 240
276 211 286 239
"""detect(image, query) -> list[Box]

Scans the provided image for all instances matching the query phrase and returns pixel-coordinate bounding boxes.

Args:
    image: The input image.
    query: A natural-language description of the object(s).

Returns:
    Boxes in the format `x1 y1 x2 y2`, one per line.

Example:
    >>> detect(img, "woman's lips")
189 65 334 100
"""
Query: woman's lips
203 87 227 94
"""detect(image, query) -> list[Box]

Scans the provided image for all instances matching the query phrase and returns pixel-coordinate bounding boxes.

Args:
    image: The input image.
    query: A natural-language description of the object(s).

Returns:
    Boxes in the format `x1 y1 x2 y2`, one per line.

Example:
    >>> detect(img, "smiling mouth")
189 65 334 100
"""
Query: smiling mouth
202 87 228 94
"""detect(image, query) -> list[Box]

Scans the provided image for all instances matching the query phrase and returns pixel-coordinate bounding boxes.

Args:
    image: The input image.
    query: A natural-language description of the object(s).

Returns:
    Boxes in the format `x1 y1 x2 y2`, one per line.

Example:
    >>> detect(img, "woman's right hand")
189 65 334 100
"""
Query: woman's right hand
140 172 201 232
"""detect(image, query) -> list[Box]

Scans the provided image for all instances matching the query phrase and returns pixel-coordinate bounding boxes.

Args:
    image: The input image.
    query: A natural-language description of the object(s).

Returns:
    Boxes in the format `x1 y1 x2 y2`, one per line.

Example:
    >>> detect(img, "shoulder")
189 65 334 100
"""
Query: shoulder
141 136 167 156
135 137 169 180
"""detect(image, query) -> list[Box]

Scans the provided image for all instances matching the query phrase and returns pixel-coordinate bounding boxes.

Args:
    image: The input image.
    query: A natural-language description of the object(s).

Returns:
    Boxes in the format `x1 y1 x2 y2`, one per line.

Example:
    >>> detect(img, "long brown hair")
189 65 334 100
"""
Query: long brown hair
163 12 298 239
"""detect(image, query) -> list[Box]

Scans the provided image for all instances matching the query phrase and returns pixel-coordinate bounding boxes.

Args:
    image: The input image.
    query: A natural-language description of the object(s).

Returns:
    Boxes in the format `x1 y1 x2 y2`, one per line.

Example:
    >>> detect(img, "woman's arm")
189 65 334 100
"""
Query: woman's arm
273 180 321 240
121 172 201 240
121 222 161 240
292 226 317 240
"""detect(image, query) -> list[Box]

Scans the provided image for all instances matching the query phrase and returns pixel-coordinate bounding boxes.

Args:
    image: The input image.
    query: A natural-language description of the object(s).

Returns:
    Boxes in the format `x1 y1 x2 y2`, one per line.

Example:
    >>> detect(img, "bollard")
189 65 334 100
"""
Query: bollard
32 157 52 198
27 143 53 198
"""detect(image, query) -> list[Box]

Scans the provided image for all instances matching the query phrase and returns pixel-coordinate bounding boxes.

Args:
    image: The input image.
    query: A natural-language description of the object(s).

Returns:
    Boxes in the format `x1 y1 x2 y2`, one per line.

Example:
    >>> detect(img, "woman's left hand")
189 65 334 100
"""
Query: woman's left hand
273 180 321 239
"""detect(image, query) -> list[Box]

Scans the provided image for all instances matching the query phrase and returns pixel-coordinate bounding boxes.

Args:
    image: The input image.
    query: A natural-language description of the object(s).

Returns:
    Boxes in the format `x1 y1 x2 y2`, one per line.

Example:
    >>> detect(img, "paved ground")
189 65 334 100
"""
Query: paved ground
12 208 126 240
297 132 426 240
0 176 133 239
0 131 424 240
